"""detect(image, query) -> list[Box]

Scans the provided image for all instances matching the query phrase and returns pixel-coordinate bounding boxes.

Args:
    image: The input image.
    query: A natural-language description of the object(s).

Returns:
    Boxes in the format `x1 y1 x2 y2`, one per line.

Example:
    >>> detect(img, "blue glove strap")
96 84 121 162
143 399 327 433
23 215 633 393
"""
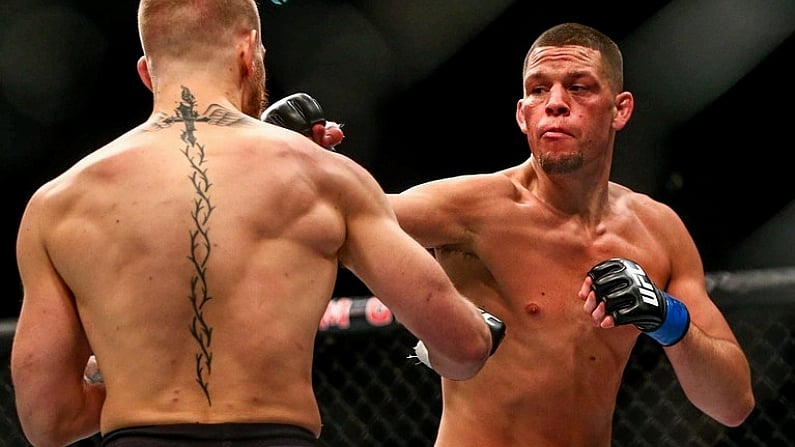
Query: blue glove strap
646 293 690 346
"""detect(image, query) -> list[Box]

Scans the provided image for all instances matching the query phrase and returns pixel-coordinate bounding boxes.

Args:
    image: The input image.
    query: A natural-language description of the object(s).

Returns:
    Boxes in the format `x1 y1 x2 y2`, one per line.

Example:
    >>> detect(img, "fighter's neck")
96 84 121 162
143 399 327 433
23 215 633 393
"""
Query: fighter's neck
525 158 612 218
152 68 241 103
150 83 241 118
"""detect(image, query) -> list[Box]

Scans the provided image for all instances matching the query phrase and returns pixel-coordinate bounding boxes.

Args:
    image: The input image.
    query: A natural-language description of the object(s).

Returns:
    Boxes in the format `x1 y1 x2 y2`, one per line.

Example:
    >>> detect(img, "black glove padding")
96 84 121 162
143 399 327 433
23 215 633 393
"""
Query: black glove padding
480 308 506 355
261 92 326 137
587 257 667 331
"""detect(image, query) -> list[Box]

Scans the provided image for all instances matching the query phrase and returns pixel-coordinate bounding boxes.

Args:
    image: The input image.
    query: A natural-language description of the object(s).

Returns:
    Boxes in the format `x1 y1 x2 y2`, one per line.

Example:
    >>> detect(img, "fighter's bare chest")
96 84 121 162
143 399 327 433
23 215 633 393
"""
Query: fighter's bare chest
437 203 660 310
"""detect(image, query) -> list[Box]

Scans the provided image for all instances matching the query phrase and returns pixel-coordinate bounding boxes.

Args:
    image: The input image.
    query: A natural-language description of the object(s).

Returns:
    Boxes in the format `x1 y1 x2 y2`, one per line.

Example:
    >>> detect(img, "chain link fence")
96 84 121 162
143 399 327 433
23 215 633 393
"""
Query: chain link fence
2 270 793 446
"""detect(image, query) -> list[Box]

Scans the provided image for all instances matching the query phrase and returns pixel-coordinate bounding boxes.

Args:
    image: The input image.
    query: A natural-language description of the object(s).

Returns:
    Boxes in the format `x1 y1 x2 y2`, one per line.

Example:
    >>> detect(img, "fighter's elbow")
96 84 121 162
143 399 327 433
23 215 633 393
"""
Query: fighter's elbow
18 398 101 447
23 432 65 447
444 356 489 382
721 391 756 427
19 417 69 447
445 335 491 381
25 420 98 447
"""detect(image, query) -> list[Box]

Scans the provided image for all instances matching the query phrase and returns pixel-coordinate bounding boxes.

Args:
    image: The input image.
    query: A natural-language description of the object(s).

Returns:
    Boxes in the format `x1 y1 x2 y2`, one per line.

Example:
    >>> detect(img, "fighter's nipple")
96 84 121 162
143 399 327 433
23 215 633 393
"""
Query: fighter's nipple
524 302 540 315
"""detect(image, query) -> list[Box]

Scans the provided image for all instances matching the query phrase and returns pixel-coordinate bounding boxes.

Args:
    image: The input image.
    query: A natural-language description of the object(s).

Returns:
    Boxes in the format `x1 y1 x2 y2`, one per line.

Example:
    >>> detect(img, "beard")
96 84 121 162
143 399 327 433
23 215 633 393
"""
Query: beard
242 58 267 118
536 151 584 174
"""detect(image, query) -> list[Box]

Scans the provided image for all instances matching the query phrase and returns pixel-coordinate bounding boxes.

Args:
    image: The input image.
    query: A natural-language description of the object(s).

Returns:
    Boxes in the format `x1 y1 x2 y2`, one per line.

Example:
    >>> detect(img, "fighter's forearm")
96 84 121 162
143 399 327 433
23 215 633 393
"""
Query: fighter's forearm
665 323 754 427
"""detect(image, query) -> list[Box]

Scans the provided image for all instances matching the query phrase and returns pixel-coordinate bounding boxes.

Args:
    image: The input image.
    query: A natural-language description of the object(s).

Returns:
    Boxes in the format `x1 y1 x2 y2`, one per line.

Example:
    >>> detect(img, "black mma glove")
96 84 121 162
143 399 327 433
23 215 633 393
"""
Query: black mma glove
587 257 690 346
260 92 326 137
480 308 506 355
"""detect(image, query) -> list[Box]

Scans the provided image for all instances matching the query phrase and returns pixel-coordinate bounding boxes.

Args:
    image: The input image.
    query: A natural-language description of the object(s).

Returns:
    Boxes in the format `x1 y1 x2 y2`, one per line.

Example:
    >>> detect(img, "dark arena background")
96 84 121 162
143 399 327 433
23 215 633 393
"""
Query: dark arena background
2 0 795 446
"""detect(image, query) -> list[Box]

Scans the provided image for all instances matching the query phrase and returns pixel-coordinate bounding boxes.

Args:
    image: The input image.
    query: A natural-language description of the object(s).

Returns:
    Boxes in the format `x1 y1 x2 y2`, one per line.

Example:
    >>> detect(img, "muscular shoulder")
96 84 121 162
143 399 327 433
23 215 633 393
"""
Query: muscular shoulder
609 182 691 245
273 131 392 217
21 144 114 223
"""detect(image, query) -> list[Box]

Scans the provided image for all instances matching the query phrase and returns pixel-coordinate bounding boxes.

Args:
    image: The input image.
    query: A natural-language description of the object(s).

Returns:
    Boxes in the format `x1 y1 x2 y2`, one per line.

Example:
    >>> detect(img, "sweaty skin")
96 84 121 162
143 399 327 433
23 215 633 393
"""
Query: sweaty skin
389 39 754 447
10 2 492 446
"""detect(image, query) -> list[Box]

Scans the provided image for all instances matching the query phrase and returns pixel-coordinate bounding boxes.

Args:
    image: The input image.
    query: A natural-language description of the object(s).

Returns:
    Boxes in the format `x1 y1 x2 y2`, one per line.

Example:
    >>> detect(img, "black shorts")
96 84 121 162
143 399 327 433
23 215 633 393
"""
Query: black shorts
101 423 318 447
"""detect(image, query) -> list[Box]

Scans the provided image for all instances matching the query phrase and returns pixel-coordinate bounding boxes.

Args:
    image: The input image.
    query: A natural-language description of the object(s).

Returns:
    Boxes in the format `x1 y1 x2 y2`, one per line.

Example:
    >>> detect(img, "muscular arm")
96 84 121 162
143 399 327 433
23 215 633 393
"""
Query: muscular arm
388 175 497 248
12 189 105 447
582 202 755 427
660 215 755 426
261 92 493 378
335 160 491 380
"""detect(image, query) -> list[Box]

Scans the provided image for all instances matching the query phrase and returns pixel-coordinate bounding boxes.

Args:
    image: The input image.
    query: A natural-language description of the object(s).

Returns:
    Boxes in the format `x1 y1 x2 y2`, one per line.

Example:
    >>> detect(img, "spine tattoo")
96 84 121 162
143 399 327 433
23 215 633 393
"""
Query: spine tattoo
152 86 251 406
177 86 216 406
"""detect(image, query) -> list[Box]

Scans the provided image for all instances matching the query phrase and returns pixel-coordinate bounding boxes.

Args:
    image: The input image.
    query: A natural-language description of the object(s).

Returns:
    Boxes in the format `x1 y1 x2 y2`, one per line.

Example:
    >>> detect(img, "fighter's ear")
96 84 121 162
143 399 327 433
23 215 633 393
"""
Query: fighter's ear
516 98 529 135
137 55 152 92
239 29 259 77
612 91 634 131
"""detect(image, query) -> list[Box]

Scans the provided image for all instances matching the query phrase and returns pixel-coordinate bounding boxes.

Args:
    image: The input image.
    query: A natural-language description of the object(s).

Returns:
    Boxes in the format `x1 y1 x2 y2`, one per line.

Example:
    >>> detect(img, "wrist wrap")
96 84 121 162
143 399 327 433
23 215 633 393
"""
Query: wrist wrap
646 293 690 346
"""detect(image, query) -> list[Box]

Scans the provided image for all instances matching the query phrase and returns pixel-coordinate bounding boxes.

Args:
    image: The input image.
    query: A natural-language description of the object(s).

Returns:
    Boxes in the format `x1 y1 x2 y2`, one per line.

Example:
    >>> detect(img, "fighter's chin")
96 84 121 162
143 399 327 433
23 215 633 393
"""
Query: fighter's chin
537 152 584 174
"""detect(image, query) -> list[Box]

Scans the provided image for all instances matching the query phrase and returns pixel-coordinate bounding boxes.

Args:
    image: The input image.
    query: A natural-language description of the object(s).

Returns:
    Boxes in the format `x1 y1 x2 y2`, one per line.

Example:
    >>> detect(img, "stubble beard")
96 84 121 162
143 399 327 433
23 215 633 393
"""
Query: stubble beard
242 59 268 119
537 151 584 174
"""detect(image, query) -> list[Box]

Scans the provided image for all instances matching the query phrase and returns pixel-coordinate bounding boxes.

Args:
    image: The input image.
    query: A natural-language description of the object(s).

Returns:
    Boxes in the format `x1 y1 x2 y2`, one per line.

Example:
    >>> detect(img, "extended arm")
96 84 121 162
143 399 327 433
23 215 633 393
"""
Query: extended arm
263 92 504 379
336 165 493 380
